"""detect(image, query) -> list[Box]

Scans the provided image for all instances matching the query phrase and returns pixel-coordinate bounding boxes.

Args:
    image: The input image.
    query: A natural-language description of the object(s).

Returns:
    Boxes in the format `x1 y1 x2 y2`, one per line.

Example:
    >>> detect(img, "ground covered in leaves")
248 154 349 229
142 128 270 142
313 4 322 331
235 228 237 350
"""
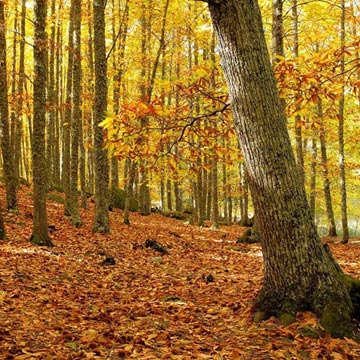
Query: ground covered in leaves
1 187 360 359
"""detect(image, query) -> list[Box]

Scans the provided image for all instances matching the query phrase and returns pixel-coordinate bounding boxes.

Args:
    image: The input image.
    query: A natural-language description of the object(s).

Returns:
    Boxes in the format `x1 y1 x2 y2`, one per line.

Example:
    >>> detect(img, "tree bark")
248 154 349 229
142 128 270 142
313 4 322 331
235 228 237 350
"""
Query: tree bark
31 0 52 246
0 0 18 211
309 135 317 219
62 0 74 216
92 0 109 233
68 0 82 227
206 0 358 337
14 0 27 186
291 0 304 182
339 0 349 244
317 98 337 236
46 0 56 190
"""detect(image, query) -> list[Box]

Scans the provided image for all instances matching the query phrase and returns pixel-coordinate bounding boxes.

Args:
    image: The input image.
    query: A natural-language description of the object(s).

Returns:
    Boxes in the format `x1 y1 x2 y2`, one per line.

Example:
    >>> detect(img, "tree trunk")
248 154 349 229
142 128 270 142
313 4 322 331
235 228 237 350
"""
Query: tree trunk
46 0 56 190
92 0 109 233
86 1 95 194
206 0 359 337
291 0 304 182
239 162 250 226
14 0 27 187
53 1 62 187
62 0 74 216
10 1 18 177
309 135 317 219
317 98 337 236
0 0 17 211
68 0 82 227
31 0 52 246
123 159 135 225
210 158 219 228
339 0 349 244
271 0 284 62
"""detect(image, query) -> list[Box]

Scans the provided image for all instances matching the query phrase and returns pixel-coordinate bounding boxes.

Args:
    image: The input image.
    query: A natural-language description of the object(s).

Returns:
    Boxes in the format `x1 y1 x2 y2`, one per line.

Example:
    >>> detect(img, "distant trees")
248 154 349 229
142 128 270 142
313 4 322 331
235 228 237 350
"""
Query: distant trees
0 0 359 240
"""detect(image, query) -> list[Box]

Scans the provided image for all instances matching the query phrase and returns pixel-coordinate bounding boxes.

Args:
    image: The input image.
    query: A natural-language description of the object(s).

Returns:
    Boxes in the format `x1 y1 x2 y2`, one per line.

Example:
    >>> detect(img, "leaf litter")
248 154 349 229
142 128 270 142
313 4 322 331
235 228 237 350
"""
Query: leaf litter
0 187 360 359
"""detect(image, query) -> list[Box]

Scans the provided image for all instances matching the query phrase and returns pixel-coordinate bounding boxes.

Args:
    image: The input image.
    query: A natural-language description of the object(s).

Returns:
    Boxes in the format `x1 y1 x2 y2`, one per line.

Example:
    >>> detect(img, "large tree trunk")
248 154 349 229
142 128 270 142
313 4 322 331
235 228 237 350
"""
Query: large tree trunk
206 0 359 337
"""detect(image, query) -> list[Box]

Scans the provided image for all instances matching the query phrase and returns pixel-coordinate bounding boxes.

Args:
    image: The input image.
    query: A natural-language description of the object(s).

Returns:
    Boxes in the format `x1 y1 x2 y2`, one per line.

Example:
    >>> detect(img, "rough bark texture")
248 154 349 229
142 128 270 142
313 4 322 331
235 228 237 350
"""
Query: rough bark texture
207 0 358 337
14 0 27 186
62 0 74 216
0 1 17 211
68 0 82 227
31 0 53 247
92 0 109 233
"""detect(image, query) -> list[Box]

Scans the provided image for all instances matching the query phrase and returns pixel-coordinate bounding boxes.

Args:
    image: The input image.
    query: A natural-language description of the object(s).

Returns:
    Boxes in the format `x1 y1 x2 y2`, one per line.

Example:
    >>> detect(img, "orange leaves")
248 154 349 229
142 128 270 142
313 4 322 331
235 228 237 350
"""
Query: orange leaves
275 42 360 120
100 77 237 183
2 187 360 358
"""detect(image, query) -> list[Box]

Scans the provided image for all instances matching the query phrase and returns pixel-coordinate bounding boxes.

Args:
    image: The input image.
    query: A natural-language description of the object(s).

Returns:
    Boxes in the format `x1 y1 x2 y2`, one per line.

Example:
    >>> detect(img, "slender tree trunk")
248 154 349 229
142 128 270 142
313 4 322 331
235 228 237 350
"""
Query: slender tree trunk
53 1 62 187
46 0 58 189
339 0 349 244
309 135 317 219
210 159 219 228
123 159 135 225
68 0 82 227
139 3 150 216
318 98 337 236
206 0 358 337
239 162 249 226
86 1 95 194
222 161 228 224
62 0 74 215
0 0 17 211
292 0 304 181
10 1 18 169
31 0 52 246
14 0 26 186
271 0 284 62
92 0 109 233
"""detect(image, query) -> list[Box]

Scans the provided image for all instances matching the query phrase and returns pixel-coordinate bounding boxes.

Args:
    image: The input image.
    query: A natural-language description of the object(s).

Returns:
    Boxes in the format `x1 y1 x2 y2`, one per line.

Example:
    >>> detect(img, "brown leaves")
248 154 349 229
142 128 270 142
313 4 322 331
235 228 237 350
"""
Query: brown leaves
1 187 360 358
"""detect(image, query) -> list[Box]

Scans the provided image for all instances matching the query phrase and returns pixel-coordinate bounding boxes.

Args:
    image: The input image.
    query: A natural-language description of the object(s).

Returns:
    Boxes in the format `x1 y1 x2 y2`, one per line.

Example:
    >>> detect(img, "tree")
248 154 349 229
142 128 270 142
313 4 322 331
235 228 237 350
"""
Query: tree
68 0 82 227
31 0 53 246
92 0 109 233
317 97 337 236
62 0 74 216
338 0 349 244
0 0 17 211
204 0 360 337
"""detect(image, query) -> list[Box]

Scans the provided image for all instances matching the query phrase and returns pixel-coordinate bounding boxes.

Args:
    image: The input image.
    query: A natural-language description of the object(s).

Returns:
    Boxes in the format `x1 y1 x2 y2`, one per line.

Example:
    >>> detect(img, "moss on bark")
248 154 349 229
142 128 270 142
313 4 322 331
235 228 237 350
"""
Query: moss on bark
30 234 54 247
253 272 360 338
320 301 353 338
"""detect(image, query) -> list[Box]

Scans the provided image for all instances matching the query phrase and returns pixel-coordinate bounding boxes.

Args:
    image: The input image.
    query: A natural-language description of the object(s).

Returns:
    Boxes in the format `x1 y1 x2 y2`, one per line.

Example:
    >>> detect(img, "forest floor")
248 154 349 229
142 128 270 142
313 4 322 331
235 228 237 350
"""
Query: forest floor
1 187 360 359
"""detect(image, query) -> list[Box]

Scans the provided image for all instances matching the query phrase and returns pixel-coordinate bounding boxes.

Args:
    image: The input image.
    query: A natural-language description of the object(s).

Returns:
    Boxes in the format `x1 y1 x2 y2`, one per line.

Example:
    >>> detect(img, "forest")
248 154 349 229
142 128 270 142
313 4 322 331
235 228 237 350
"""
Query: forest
2 0 360 358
